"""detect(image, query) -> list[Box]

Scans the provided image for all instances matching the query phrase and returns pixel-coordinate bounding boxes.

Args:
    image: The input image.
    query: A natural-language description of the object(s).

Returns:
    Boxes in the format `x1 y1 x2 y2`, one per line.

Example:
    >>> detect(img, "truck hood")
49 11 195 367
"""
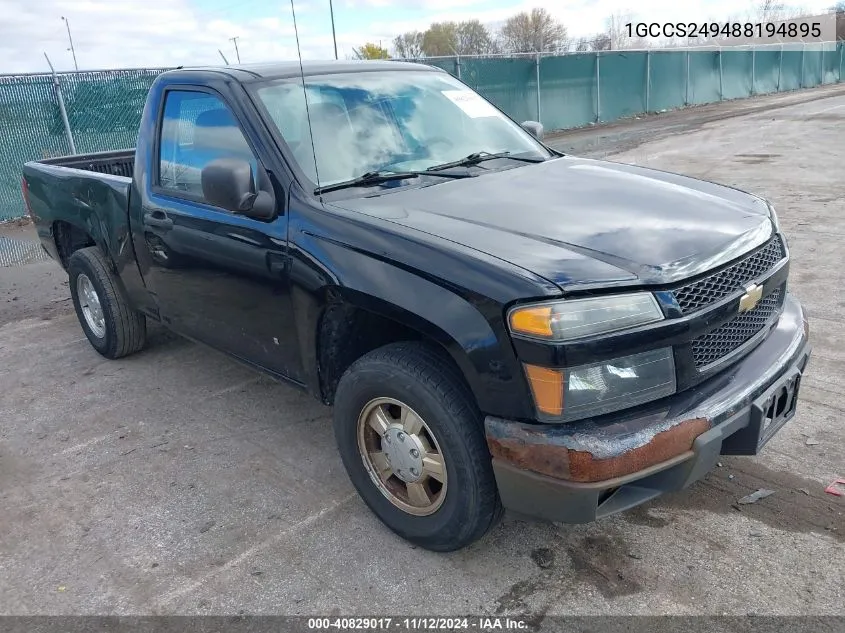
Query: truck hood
329 156 774 291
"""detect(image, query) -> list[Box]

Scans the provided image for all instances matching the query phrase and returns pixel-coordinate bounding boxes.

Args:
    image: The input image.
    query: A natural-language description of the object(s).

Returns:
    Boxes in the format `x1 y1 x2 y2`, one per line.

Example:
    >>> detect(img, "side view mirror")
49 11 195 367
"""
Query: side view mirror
201 158 275 220
521 120 544 141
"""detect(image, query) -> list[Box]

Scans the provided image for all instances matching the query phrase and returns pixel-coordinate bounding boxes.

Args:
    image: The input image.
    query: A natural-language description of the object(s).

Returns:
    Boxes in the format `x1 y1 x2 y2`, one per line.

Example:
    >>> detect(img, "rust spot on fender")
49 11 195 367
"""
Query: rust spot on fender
487 417 711 483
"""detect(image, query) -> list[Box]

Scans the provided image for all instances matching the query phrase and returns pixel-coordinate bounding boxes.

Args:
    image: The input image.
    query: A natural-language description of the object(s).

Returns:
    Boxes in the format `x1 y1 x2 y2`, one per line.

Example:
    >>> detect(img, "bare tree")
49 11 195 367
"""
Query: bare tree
831 2 845 39
572 34 611 51
591 33 612 51
498 8 567 53
751 1 806 21
393 32 425 59
603 12 649 49
456 20 498 55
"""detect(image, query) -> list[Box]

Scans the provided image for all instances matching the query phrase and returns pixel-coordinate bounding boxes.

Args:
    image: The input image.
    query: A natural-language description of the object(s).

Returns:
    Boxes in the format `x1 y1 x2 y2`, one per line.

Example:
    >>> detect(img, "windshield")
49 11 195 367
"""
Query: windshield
254 70 550 190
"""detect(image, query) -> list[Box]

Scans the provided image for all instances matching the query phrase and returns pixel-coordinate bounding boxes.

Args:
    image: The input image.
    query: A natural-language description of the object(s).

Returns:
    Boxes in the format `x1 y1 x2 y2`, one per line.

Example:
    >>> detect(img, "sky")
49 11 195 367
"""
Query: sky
0 0 836 73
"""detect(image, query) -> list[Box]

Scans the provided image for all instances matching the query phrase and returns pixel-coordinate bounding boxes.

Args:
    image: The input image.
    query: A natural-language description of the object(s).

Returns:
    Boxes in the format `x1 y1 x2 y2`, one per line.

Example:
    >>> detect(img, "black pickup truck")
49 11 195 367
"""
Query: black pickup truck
22 61 810 551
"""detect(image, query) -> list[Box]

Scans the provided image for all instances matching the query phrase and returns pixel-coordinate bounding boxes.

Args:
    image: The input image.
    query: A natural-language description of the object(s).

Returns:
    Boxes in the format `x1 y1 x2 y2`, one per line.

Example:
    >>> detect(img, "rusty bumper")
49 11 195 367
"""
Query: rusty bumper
486 293 811 524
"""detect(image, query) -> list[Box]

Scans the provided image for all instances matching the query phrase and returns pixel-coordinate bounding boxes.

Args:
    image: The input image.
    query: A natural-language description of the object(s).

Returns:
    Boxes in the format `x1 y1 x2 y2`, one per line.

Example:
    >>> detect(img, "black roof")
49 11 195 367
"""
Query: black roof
176 60 438 81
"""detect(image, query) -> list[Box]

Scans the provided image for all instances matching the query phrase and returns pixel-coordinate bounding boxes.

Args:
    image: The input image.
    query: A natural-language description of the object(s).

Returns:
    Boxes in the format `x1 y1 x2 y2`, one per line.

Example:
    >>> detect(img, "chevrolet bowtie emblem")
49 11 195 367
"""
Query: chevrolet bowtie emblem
739 284 763 313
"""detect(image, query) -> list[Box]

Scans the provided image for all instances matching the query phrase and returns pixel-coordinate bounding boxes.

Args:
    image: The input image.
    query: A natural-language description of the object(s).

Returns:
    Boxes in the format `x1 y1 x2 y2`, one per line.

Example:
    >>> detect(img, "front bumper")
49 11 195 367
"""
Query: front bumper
486 293 811 524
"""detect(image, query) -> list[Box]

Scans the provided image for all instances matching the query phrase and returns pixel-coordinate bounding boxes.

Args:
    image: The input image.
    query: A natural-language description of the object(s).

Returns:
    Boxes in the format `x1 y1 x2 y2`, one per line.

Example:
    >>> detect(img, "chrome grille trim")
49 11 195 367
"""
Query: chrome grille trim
673 236 786 315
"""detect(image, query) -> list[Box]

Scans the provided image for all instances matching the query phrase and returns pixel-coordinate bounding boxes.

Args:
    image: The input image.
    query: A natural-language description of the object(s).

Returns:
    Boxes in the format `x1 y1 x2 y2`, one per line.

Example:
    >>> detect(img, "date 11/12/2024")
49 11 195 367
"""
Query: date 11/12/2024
307 617 529 631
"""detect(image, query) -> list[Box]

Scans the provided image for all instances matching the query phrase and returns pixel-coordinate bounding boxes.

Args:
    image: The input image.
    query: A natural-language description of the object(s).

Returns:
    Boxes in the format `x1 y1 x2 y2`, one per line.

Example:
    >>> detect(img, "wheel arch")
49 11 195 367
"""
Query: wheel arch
304 274 531 419
53 219 101 269
315 289 480 406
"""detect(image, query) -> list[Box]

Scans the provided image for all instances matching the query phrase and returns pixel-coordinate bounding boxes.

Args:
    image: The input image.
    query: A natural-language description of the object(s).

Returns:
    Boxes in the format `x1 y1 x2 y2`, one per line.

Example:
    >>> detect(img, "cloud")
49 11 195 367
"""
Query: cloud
0 0 835 72
342 0 487 8
0 0 371 72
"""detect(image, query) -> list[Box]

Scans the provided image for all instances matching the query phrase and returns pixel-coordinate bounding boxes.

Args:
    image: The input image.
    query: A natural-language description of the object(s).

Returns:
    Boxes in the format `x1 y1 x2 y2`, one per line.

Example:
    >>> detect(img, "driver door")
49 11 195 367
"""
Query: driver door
136 88 302 382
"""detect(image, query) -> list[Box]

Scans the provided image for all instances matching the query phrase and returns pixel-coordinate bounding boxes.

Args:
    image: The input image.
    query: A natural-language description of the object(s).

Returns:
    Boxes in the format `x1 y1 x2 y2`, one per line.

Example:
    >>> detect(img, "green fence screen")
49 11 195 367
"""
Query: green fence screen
648 52 687 112
538 53 596 130
1 44 843 220
461 56 537 125
0 68 167 221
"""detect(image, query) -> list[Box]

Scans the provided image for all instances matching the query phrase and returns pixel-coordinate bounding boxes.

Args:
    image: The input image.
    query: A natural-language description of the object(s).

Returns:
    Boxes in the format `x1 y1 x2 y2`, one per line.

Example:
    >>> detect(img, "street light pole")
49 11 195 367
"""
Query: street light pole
329 0 338 59
229 36 241 63
60 16 78 71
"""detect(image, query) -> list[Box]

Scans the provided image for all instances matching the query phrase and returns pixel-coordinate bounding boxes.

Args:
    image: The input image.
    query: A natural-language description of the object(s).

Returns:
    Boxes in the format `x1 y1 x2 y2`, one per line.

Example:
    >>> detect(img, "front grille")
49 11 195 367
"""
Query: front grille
674 236 785 314
691 288 783 369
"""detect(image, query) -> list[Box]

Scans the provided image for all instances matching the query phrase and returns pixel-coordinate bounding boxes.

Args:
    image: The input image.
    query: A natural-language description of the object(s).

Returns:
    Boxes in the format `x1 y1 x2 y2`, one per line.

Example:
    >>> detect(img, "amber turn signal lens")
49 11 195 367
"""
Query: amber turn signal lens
509 306 553 338
523 364 564 416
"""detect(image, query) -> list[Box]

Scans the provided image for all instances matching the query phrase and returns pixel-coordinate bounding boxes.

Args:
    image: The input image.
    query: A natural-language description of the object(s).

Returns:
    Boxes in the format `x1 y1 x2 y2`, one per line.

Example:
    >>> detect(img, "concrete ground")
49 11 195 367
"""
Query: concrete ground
1 85 843 618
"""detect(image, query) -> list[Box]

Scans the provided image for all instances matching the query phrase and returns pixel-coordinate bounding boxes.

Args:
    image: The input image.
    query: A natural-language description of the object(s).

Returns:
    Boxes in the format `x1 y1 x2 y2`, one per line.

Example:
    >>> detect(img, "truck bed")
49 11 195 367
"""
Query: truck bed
23 149 137 271
38 149 135 179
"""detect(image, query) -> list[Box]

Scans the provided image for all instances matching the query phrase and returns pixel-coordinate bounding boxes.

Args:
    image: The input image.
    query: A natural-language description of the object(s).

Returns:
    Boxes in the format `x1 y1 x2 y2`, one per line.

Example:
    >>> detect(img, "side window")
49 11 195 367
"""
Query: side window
158 90 258 203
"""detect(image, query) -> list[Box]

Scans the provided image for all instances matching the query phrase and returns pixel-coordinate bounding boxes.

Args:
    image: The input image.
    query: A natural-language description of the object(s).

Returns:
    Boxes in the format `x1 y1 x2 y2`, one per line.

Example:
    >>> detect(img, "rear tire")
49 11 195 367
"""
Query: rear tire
68 246 146 359
333 341 502 551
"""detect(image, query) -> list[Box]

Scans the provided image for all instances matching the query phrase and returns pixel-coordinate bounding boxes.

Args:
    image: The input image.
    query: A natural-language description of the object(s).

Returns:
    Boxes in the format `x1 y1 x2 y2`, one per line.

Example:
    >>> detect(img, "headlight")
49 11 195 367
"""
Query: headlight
562 348 676 421
767 201 781 233
508 293 663 341
523 348 677 422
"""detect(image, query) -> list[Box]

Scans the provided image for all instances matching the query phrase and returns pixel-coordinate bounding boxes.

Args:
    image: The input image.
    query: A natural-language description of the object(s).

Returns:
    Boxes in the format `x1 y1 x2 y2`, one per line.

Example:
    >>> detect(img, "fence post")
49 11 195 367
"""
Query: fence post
800 43 805 88
645 50 651 112
820 43 825 85
840 43 844 83
685 50 690 105
718 47 724 100
778 44 783 91
43 52 76 155
455 54 461 80
751 47 755 95
534 53 542 124
595 51 601 122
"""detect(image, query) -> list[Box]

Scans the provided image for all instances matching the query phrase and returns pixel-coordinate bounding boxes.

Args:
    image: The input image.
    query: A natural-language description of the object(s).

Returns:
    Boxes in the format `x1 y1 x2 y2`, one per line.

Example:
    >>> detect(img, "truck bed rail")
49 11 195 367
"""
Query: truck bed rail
39 149 135 179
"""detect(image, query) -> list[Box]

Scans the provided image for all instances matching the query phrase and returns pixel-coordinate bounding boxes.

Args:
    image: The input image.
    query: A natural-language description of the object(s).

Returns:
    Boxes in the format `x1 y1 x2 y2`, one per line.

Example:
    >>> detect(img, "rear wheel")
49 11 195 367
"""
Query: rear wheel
68 247 146 359
333 342 502 551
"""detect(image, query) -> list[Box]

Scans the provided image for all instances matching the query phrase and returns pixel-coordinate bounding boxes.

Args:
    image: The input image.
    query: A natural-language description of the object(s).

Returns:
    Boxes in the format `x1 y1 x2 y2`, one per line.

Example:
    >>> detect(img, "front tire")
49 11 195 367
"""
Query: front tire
333 342 502 551
68 246 146 359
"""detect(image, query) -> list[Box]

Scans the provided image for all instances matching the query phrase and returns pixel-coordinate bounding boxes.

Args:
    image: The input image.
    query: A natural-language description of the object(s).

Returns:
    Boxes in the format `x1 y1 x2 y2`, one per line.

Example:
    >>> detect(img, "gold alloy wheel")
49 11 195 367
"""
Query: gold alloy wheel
356 397 448 516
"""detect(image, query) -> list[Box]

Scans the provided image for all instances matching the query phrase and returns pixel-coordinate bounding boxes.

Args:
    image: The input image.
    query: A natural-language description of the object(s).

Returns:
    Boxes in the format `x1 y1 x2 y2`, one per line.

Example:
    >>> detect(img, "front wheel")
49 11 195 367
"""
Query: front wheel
333 342 502 551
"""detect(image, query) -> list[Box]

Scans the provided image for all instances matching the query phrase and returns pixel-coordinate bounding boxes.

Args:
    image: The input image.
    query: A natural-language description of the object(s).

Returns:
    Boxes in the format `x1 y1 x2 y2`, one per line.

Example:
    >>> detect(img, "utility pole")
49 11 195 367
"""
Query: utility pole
229 36 241 63
329 0 338 59
44 52 76 154
60 16 78 71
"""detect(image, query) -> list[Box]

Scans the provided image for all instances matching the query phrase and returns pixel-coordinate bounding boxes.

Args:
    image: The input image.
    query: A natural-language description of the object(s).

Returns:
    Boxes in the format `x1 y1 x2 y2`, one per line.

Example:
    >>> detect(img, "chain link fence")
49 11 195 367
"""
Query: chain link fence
422 42 843 131
1 43 843 220
0 68 168 221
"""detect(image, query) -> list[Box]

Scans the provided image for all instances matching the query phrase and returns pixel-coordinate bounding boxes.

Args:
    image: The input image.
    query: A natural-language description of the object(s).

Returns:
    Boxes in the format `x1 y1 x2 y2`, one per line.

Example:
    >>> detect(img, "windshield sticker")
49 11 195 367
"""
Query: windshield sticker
441 90 501 118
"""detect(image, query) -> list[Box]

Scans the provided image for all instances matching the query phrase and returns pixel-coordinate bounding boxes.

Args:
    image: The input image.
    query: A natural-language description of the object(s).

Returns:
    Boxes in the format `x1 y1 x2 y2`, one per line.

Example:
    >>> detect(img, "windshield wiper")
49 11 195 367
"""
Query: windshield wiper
426 151 546 172
314 170 470 195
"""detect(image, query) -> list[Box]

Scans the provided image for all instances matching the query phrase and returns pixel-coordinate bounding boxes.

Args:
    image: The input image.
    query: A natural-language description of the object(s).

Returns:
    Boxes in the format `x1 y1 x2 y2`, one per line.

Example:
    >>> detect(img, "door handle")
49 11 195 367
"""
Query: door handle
143 212 173 231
